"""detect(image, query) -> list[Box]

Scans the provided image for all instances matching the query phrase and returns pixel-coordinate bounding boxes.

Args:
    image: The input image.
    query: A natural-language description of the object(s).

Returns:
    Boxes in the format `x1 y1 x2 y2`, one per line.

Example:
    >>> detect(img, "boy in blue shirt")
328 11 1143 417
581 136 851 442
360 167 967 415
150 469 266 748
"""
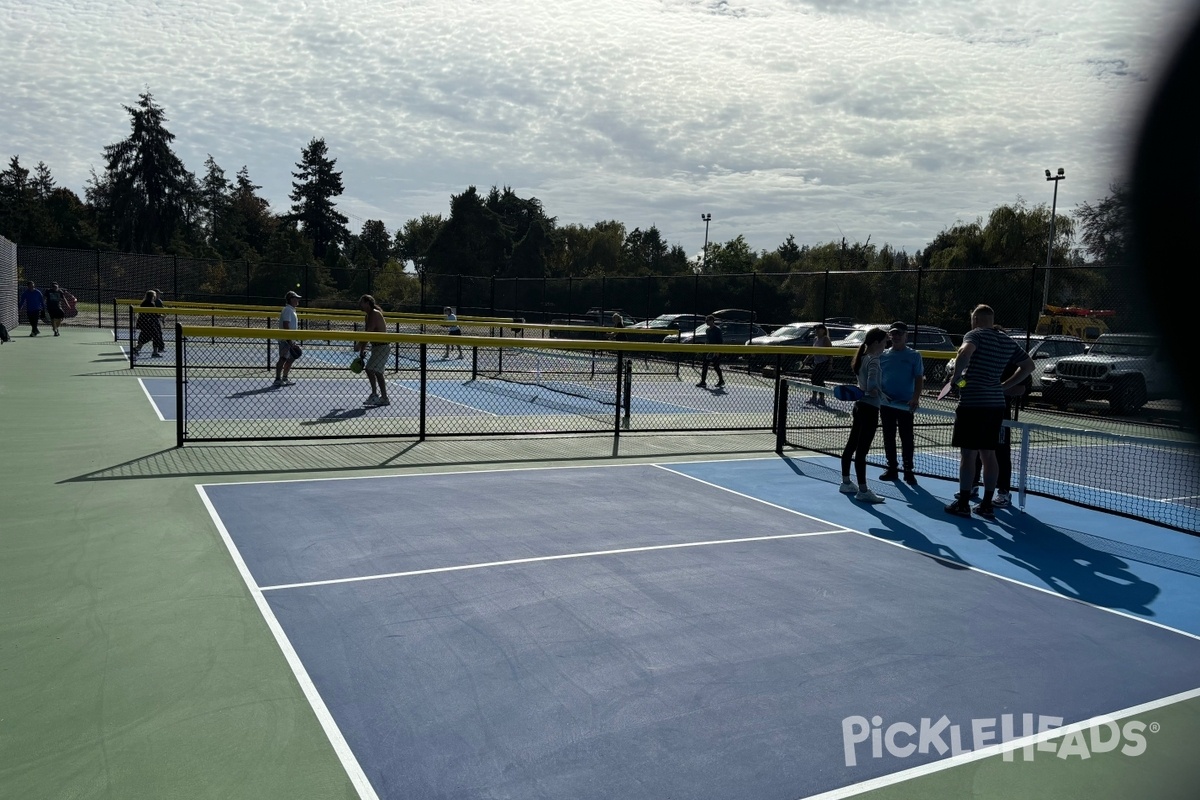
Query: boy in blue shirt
878 322 924 485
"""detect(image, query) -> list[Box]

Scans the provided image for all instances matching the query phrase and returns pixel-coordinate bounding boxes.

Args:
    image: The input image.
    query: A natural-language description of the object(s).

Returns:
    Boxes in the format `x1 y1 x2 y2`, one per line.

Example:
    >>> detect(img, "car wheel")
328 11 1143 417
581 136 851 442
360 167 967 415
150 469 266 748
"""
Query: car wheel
1110 377 1147 415
1044 387 1070 411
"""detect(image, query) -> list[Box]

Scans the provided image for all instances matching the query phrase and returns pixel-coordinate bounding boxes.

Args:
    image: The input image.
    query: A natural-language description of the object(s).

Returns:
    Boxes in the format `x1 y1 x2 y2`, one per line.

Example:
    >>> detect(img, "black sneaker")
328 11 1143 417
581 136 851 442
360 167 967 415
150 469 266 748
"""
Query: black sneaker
904 471 919 487
973 502 996 520
880 468 900 481
696 382 707 388
715 381 725 388
944 500 972 518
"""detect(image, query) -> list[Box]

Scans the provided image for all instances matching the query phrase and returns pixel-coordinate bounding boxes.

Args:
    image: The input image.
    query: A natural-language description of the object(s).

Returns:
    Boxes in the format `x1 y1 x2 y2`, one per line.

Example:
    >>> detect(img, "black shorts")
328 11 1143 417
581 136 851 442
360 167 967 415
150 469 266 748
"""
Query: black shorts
952 407 1006 450
47 302 64 320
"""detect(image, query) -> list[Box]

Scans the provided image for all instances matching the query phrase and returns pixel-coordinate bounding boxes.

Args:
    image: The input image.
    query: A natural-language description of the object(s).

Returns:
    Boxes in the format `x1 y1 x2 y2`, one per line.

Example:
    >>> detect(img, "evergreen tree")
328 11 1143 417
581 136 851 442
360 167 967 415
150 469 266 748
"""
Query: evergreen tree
198 154 232 252
0 155 33 241
287 137 348 259
99 91 197 253
228 166 275 258
358 219 391 272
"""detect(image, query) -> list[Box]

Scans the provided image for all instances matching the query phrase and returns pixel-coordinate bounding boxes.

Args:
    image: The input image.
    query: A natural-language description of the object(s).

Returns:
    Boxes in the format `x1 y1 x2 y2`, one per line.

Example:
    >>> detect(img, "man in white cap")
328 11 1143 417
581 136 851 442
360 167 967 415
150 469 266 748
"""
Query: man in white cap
274 290 301 387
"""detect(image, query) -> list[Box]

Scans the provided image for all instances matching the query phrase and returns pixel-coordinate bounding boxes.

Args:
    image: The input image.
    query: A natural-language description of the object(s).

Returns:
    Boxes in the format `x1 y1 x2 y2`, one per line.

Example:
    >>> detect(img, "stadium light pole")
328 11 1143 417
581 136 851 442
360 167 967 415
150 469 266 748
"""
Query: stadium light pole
700 213 712 272
1042 168 1065 309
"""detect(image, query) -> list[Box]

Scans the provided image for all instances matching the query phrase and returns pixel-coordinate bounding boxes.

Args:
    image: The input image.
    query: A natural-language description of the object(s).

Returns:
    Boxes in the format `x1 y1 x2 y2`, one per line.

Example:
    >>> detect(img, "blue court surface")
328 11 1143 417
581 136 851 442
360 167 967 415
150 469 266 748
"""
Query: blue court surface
199 460 1200 800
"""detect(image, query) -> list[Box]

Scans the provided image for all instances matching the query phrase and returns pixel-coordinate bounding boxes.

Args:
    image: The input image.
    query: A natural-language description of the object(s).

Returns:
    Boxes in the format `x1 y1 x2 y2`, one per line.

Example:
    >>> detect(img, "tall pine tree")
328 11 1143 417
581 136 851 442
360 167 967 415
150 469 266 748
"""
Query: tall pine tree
287 137 348 259
98 91 196 253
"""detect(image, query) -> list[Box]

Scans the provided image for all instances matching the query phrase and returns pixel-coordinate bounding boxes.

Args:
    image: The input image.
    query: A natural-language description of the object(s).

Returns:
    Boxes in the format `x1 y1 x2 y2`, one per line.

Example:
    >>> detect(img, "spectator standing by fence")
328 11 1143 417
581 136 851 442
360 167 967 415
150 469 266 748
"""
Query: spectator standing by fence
807 323 833 406
696 315 725 389
18 281 43 336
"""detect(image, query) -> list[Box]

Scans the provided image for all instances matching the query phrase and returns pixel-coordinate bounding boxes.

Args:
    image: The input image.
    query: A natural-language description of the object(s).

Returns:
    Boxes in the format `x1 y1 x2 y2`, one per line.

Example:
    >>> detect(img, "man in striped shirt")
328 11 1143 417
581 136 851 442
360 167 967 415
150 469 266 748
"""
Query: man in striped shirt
944 305 1034 520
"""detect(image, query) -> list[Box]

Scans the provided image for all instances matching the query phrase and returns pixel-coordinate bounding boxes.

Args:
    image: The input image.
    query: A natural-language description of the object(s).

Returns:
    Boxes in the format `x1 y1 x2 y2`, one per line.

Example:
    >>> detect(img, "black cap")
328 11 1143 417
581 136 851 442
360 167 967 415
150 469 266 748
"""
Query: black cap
888 321 908 333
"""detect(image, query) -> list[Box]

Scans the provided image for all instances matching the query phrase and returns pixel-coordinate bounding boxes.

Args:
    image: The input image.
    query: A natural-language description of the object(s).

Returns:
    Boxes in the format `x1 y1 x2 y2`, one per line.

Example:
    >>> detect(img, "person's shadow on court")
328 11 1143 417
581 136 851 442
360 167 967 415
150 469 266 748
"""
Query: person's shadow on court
858 503 971 571
907 490 1160 616
229 386 281 398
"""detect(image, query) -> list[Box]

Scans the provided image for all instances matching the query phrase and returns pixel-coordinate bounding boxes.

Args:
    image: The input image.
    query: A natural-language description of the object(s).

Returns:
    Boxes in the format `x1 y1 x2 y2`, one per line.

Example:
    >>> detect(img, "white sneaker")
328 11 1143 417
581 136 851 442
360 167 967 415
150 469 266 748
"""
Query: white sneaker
993 492 1011 507
839 479 857 494
855 488 886 504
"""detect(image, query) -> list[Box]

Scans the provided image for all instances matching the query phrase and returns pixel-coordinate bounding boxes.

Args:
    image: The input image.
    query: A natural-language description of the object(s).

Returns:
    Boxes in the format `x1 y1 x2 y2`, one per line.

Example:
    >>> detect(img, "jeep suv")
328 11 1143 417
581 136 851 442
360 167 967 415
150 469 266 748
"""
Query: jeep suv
1013 334 1089 394
1040 333 1173 413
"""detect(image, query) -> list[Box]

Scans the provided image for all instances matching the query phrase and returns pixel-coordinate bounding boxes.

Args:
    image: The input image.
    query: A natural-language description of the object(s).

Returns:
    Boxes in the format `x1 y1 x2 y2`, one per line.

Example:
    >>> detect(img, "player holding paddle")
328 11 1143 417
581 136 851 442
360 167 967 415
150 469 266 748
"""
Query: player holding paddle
943 305 1034 520
356 294 391 407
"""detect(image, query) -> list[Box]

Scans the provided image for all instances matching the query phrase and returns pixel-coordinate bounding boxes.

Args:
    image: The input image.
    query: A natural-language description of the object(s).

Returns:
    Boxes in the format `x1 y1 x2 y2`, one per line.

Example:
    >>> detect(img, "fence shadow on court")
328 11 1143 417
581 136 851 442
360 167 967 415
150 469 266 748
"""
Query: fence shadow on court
59 432 780 483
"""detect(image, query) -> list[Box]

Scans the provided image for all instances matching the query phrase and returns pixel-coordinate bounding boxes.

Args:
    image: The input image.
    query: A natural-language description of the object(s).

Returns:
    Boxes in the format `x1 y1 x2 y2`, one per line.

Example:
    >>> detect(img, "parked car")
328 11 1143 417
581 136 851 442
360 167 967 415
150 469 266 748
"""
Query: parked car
1040 332 1174 413
905 327 957 384
945 333 1087 396
548 309 638 339
828 323 894 375
665 320 768 351
627 313 706 337
831 324 955 382
744 321 856 371
1014 334 1089 394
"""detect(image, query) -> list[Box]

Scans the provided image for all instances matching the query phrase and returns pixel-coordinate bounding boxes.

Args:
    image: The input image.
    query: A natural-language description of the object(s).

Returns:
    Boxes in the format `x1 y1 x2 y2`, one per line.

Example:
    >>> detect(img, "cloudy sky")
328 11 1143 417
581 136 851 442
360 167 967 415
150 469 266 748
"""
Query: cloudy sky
2 0 1195 258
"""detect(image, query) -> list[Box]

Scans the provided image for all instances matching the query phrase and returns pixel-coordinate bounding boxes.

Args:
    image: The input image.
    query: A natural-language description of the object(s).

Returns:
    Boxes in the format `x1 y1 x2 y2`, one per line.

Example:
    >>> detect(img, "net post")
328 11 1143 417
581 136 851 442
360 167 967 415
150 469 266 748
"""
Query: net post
111 296 118 338
775 377 789 454
1017 423 1031 511
771 354 783 434
175 323 185 447
394 321 400 372
266 316 272 371
419 342 428 441
613 350 625 436
622 359 632 429
128 304 135 368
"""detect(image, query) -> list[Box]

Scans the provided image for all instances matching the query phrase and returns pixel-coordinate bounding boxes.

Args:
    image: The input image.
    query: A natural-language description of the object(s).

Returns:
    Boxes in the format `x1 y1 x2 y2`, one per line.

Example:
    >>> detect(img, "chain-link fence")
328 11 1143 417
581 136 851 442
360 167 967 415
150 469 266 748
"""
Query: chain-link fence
16 244 1155 337
0 235 15 333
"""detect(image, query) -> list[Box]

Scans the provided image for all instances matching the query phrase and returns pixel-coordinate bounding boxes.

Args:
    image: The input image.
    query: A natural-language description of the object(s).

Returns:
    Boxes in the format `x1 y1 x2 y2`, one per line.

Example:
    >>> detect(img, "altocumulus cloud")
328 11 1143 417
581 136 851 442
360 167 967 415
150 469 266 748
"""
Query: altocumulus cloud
0 0 1192 254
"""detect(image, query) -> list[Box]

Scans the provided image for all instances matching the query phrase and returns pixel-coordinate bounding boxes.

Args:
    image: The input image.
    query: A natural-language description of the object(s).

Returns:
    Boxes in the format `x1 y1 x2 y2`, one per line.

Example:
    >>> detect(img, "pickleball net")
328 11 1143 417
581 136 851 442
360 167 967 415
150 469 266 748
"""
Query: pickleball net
778 379 1200 533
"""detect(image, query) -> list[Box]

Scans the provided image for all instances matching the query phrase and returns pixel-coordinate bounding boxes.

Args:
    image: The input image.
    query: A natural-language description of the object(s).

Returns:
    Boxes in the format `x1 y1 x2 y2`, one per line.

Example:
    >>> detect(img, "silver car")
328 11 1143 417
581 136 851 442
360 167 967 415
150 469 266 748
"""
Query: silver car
945 333 1087 394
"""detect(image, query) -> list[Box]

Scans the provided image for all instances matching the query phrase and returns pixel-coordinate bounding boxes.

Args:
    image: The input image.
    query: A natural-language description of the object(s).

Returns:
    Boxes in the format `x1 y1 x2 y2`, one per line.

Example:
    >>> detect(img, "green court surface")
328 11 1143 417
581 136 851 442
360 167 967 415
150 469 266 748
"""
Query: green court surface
1 327 1198 800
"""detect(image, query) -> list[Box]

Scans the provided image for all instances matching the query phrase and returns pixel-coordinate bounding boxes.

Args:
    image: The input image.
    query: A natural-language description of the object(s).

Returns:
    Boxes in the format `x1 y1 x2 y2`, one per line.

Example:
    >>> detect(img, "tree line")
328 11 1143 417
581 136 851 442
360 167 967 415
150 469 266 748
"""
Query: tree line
1 92 1131 326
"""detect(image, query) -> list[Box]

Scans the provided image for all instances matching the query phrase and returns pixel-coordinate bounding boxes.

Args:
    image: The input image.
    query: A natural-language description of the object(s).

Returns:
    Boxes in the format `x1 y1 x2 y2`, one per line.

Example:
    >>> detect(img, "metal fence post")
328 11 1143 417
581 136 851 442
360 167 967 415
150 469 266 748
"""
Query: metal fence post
175 323 185 447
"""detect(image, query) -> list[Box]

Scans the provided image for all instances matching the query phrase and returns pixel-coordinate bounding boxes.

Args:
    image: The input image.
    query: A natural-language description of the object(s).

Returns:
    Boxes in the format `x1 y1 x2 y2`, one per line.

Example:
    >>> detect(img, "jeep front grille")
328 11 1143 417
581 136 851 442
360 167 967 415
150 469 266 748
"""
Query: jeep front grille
1059 363 1107 380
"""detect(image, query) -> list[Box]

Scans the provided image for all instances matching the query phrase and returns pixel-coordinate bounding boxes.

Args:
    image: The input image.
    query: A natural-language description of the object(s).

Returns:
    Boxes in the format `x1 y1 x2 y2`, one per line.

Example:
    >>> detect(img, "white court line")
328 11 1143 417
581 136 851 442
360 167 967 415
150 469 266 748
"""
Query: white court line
654 464 1200 644
136 378 167 422
1161 493 1200 503
195 486 381 800
799 686 1200 800
258 529 849 592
